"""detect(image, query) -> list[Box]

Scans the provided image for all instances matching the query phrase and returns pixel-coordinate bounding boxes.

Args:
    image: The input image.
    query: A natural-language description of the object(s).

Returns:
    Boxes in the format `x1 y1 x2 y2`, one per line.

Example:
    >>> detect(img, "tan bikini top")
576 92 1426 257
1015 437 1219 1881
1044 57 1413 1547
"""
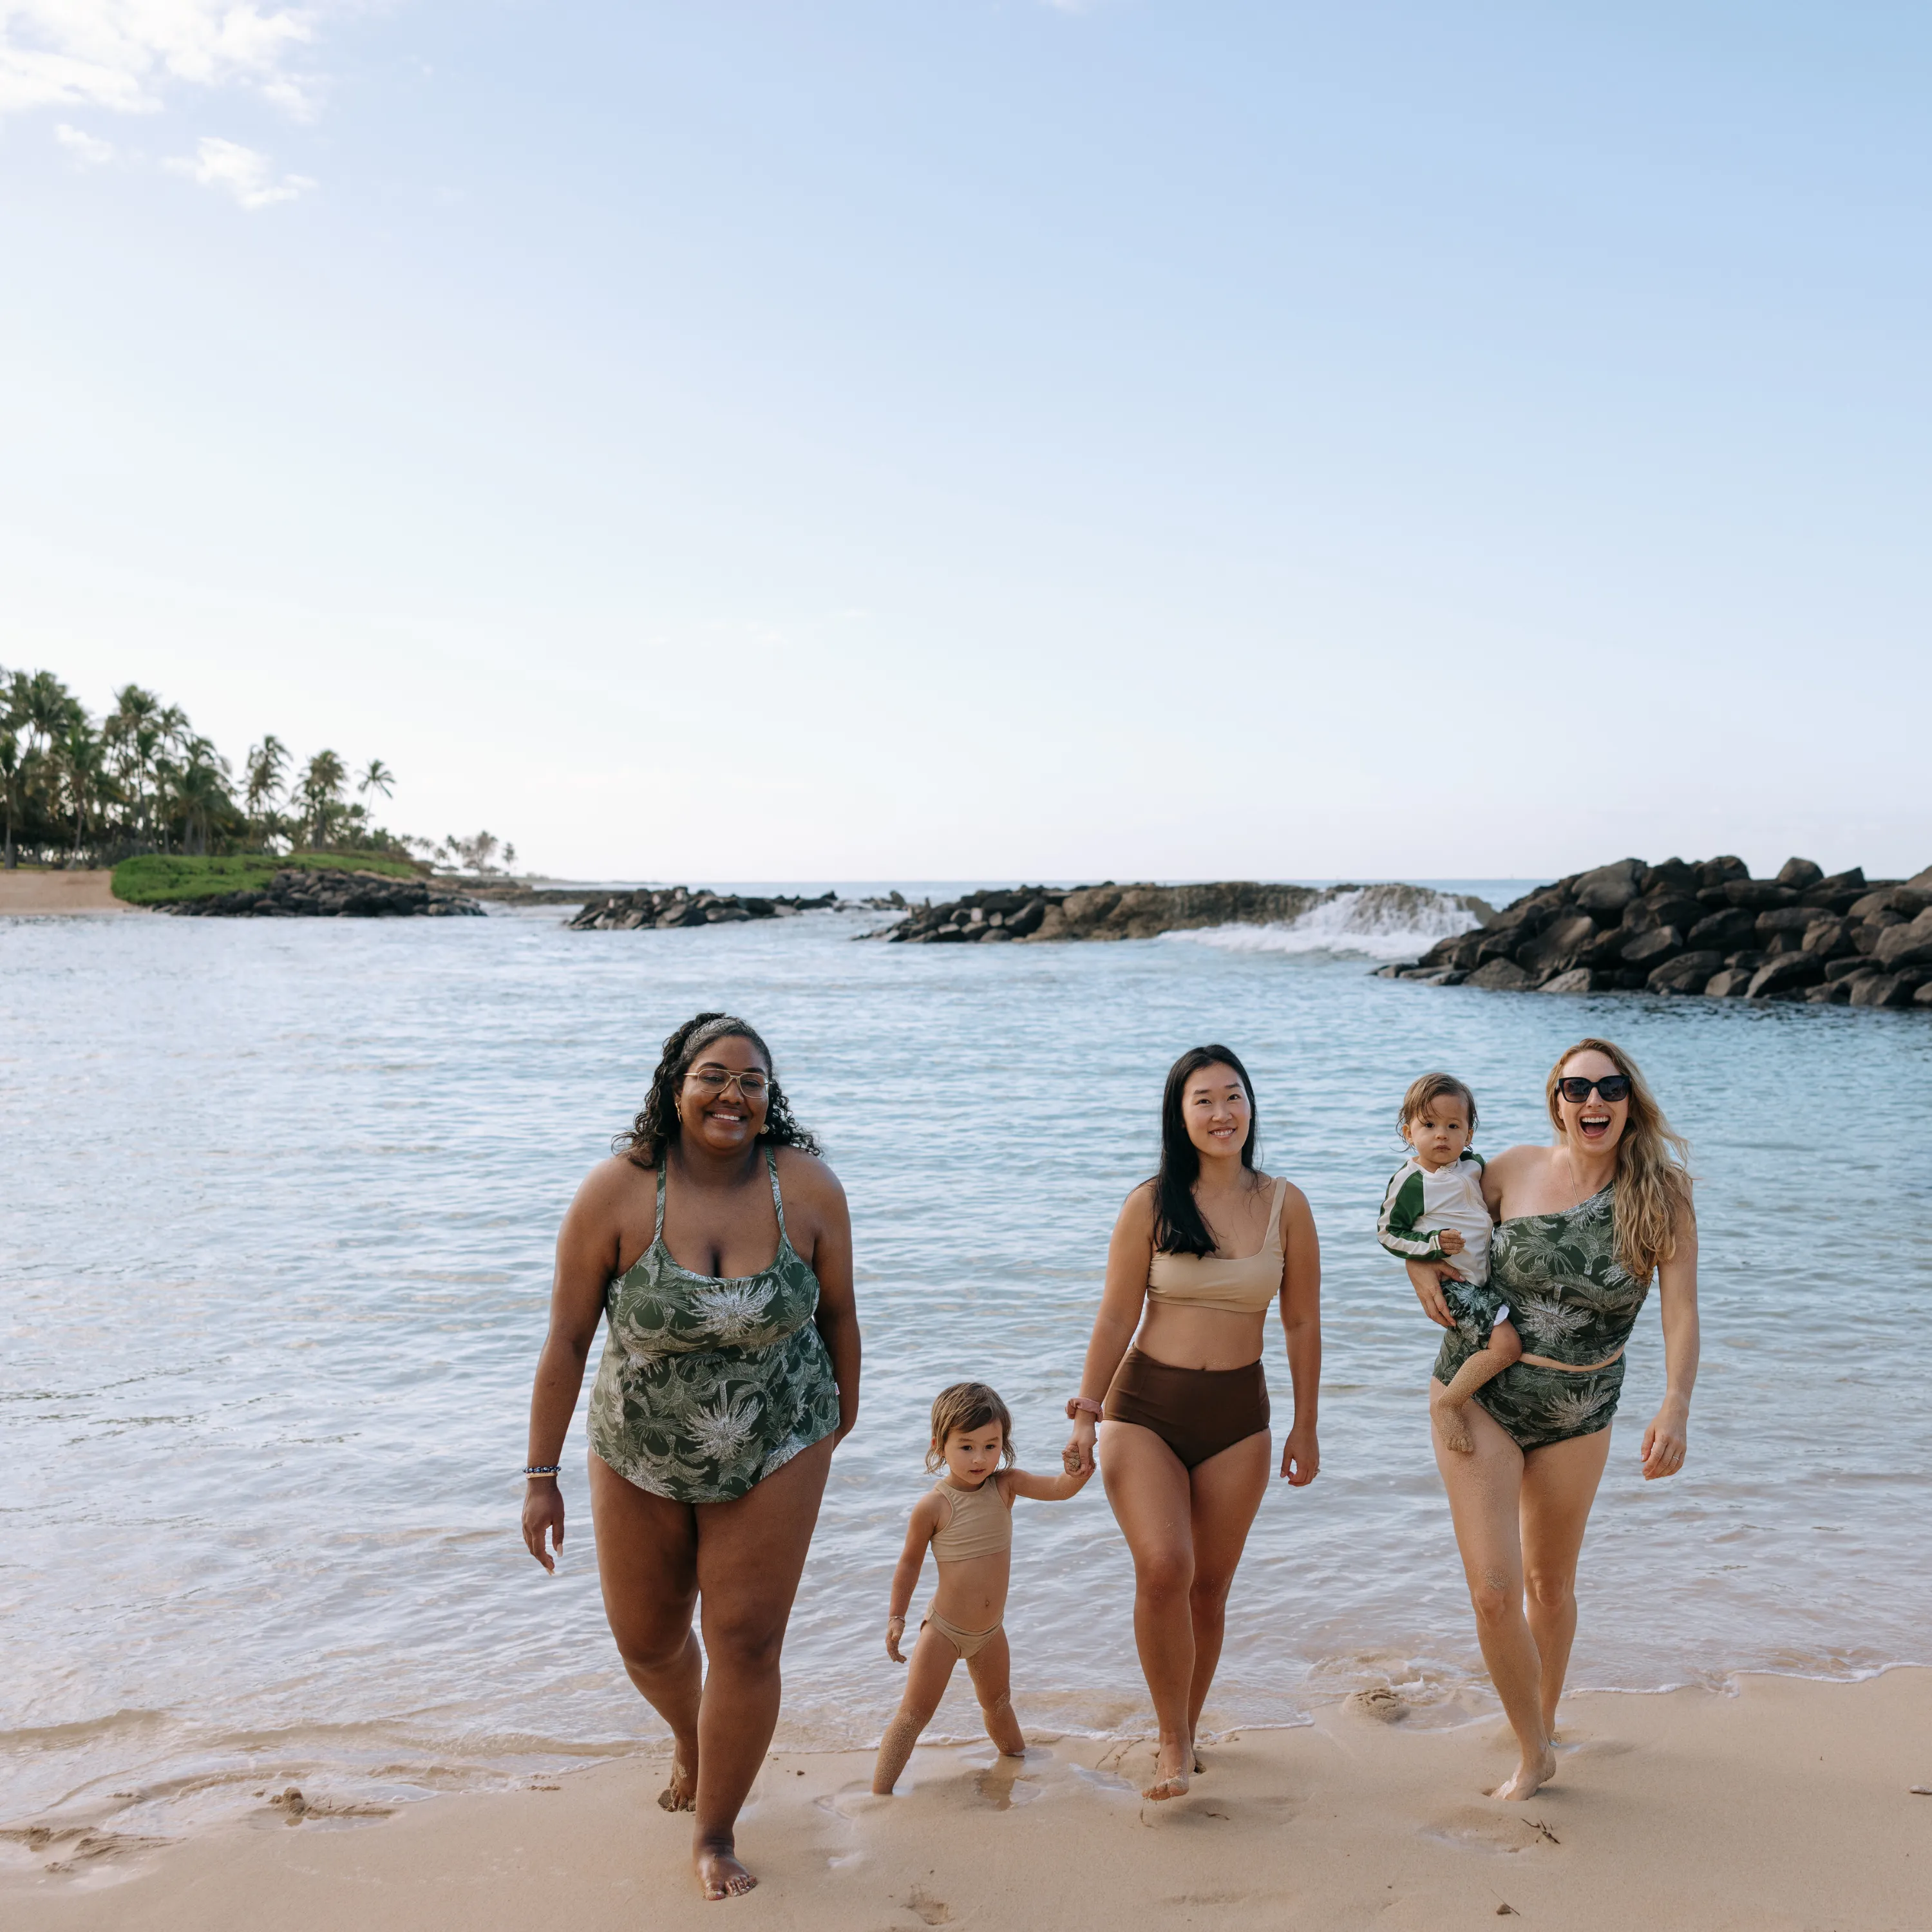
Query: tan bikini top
1146 1175 1289 1316
929 1475 1012 1561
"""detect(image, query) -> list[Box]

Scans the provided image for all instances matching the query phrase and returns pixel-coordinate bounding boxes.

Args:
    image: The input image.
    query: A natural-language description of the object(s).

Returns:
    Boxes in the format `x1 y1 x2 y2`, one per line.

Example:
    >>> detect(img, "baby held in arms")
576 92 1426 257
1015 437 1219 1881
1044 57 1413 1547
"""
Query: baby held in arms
1377 1072 1520 1452
871 1382 1091 1795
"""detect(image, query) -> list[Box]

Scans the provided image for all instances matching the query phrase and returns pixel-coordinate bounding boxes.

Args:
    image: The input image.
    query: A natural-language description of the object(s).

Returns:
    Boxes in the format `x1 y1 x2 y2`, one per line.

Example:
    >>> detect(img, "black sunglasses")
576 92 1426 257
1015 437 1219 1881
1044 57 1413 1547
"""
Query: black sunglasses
1557 1075 1631 1104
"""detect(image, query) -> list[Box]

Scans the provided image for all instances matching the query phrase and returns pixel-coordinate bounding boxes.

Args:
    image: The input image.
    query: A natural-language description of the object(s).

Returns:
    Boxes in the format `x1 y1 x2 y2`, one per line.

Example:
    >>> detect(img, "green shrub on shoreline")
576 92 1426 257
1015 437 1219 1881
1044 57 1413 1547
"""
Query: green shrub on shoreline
113 851 423 905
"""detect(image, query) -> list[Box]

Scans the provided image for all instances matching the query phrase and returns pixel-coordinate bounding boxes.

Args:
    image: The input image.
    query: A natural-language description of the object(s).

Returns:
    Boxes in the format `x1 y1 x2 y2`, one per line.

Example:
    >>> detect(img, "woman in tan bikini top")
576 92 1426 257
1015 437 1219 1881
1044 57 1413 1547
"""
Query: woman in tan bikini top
1063 1044 1323 1803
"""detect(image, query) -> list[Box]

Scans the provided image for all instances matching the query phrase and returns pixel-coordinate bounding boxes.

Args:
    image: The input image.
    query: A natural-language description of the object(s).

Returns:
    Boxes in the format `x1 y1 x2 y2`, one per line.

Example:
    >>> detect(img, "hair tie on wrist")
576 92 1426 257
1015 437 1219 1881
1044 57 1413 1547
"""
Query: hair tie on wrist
1066 1396 1103 1420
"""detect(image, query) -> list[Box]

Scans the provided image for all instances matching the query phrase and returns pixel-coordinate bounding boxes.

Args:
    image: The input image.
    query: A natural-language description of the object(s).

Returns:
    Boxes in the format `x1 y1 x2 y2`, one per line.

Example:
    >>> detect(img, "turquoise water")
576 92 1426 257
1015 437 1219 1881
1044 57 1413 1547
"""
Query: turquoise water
4 898 1929 1839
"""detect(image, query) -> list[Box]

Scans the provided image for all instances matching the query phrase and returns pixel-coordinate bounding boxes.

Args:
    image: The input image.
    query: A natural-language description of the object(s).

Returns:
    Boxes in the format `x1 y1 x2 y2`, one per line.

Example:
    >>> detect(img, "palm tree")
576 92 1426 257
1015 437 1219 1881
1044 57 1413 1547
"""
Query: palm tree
173 740 236 856
0 724 21 871
299 749 348 849
245 736 290 846
357 757 395 801
55 717 108 865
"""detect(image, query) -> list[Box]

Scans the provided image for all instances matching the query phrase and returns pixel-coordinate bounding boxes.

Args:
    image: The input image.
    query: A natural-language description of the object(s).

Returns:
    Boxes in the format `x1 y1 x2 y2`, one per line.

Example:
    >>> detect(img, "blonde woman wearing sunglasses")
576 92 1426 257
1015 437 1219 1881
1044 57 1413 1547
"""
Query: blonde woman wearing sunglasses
1407 1037 1699 1803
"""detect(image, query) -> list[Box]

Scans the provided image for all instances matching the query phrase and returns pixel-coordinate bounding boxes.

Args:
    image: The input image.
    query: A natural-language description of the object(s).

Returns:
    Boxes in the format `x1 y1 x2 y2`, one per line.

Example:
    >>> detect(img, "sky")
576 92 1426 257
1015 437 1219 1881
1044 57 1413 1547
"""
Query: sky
2 1 1928 884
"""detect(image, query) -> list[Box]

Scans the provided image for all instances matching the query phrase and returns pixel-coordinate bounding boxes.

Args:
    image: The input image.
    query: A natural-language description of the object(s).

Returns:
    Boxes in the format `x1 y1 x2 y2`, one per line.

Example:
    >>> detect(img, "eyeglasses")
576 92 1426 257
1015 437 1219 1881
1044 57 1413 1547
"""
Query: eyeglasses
1557 1075 1631 1104
685 1066 770 1097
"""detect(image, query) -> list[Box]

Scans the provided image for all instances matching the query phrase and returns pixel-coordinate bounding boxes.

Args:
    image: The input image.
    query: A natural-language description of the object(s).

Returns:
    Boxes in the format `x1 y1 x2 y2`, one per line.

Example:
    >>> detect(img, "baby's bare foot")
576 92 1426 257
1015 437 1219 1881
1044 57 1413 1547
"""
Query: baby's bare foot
1488 1741 1557 1801
1431 1385 1475 1454
697 1843 757 1900
657 1755 696 1812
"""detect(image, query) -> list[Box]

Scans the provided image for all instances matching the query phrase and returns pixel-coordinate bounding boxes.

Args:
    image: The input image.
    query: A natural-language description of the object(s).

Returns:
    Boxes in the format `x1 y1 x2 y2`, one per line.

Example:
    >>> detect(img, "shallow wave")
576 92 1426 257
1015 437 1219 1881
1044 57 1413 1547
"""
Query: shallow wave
1164 884 1487 960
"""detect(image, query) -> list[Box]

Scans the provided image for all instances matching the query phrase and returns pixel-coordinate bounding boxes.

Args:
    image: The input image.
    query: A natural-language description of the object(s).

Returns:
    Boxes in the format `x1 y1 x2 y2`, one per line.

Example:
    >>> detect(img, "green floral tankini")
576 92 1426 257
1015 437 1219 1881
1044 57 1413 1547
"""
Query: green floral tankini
588 1150 840 1504
1432 1183 1649 1452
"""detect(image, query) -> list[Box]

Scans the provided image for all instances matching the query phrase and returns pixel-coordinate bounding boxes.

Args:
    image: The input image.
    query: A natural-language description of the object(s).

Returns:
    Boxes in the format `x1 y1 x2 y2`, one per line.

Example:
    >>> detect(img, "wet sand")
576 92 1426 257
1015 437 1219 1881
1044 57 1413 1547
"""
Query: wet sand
7 1671 1929 1931
0 871 130 914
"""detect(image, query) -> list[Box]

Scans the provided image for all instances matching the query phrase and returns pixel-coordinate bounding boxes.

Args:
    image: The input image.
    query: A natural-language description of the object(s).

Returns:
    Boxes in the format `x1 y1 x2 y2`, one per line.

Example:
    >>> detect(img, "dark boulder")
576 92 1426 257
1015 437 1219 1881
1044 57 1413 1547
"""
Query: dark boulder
1748 954 1826 999
1518 914 1600 978
1696 856 1750 889
1703 968 1753 998
1776 857 1824 890
1466 958 1534 990
1573 860 1643 916
1799 918 1856 959
1725 880 1797 910
1875 909 1932 972
1687 907 1757 951
1647 950 1723 995
1851 972 1920 1009
1539 967 1597 995
1756 906 1825 941
1625 894 1703 934
1637 858 1697 896
1620 927 1683 971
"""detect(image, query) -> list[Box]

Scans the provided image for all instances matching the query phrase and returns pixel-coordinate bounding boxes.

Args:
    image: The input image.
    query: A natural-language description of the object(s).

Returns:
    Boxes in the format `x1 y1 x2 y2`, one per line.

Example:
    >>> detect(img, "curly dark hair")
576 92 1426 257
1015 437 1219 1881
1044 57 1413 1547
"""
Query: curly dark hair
613 1012 822 1169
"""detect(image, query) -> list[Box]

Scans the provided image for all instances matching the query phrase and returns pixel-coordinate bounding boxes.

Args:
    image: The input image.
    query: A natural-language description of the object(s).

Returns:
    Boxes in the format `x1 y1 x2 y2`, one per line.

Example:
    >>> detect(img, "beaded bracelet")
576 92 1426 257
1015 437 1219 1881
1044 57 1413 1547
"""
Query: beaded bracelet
524 1464 562 1477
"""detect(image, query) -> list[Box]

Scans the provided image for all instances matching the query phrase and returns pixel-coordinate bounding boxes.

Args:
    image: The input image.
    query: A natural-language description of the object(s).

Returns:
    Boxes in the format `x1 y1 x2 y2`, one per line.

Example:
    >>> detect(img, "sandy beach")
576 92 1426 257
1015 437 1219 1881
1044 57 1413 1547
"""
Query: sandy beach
8 1671 1927 1931
0 871 130 914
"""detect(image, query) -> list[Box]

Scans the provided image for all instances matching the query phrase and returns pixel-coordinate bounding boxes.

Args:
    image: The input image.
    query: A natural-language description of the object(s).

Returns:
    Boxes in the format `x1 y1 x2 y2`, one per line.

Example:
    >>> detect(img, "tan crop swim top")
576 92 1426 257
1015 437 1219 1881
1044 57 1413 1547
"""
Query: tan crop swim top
1145 1175 1289 1316
929 1475 1012 1561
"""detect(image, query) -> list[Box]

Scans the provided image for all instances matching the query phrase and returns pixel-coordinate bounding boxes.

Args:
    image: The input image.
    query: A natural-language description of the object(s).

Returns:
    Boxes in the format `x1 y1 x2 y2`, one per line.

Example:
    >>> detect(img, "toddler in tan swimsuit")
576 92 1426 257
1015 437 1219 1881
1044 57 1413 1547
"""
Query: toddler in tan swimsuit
871 1381 1092 1794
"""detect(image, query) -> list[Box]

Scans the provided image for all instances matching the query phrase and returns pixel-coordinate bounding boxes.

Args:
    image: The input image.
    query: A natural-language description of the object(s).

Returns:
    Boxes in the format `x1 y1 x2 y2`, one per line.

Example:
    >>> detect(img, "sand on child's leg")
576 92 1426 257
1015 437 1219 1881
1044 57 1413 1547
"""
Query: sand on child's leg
871 1620 960 1794
965 1630 1026 1757
1432 1319 1522 1455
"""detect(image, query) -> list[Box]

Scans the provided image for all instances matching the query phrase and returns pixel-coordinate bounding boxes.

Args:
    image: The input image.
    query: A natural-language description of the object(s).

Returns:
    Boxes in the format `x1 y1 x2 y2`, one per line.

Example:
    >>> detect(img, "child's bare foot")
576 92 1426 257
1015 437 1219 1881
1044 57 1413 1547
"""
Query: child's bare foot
696 1840 756 1900
1430 1383 1475 1454
1488 1741 1557 1801
657 1751 697 1812
982 1696 1027 1759
1142 1736 1191 1801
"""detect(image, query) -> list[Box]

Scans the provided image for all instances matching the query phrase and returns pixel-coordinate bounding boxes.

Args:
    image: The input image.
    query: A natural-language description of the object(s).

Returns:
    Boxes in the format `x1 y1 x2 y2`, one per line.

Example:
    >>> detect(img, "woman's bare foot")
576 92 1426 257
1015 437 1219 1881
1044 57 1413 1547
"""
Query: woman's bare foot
696 1841 756 1901
657 1750 697 1812
1142 1736 1192 1801
1430 1385 1475 1455
1488 1741 1557 1801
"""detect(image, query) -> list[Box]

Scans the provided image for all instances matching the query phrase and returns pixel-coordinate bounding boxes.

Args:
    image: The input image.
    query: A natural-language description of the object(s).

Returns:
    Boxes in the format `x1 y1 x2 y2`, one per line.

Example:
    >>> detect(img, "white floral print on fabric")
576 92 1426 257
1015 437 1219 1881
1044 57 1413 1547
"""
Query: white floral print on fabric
589 1151 841 1503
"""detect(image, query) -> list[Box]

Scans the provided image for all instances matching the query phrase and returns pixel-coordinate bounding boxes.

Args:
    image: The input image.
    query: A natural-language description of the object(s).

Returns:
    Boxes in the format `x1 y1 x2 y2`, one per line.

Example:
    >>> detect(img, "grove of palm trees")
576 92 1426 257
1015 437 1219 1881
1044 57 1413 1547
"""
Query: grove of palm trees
0 667 513 877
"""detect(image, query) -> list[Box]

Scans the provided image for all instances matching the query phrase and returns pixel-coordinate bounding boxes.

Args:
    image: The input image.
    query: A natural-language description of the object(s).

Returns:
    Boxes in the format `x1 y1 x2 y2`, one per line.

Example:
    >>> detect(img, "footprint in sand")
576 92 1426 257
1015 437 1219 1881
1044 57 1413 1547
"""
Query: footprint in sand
1350 1685 1409 1723
1419 1806 1557 1855
904 1885 952 1924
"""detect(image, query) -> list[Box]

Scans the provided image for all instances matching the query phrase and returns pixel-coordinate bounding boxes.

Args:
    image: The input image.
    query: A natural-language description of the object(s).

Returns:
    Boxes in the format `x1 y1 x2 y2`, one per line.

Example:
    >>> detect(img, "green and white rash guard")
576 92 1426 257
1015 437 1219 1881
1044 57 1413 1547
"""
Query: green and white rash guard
1376 1148 1492 1285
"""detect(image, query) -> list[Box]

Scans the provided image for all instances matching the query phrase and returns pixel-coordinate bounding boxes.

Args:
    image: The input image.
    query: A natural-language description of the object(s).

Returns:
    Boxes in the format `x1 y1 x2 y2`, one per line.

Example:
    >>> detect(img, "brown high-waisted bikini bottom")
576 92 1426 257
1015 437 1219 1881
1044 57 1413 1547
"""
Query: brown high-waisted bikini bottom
1103 1350 1270 1468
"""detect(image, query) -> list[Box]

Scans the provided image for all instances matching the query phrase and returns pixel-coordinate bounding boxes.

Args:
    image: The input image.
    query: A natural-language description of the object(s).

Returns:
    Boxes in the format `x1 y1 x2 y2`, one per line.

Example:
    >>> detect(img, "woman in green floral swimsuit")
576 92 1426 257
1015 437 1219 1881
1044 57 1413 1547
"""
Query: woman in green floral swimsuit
1408 1037 1699 1808
520 1014 860 1903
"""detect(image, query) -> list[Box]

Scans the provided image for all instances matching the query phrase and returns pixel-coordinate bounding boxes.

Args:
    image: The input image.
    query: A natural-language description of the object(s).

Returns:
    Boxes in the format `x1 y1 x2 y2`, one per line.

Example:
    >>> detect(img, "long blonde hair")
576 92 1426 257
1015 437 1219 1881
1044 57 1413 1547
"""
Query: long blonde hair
1544 1037 1692 1284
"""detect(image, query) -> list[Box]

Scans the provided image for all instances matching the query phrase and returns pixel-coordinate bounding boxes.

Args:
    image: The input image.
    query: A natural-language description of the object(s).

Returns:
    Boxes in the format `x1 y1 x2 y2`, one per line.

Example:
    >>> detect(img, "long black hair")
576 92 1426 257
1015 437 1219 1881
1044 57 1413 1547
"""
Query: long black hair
613 1012 821 1168
1151 1043 1261 1255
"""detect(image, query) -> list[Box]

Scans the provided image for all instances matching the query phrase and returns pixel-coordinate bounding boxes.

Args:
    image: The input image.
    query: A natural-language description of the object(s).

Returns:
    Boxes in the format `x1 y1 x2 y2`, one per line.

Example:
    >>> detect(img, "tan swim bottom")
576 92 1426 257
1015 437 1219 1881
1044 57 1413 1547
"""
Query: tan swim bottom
922 1609 1002 1660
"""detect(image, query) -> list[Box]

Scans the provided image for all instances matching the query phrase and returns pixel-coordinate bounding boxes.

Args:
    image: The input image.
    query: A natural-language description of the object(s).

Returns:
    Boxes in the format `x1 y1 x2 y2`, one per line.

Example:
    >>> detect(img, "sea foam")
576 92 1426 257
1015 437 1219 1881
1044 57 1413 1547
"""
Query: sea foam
1162 884 1489 961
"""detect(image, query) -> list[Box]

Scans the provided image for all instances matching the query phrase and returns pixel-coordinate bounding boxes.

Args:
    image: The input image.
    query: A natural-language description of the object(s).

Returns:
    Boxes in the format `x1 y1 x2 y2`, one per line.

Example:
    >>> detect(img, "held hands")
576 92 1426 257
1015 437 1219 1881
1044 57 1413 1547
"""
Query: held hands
1063 1416 1098 1478
885 1614 907 1664
1640 1397 1689 1481
522 1480 565 1573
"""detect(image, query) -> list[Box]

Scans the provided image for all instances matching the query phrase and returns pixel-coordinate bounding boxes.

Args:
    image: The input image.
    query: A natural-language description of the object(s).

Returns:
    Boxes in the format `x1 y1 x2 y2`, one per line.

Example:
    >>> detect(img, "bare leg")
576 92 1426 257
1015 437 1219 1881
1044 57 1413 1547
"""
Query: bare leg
871 1621 960 1794
1182 1432 1271 1751
965 1630 1027 1757
1433 1320 1524 1455
588 1454 701 1812
1520 1426 1613 1738
1430 1399 1555 1800
1099 1421 1198 1799
687 1435 835 1899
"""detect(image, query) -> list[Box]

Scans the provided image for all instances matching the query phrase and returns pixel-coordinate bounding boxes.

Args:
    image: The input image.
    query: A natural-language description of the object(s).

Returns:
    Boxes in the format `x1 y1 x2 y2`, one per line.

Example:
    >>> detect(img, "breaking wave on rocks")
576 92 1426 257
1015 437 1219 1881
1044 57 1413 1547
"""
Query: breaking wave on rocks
1165 884 1492 961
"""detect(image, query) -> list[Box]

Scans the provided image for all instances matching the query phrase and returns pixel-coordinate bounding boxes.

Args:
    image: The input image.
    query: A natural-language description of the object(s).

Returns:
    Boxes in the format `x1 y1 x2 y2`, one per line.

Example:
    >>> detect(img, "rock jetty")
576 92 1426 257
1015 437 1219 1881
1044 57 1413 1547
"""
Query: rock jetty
164 869 484 918
877 880 1490 944
568 887 891 931
1381 857 1932 1010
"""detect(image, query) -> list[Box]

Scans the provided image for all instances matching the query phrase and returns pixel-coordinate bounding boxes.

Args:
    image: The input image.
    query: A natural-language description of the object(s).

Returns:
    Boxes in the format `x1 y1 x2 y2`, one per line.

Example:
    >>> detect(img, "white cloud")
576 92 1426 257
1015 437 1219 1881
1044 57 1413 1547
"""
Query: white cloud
166 133 312 208
0 2 318 118
55 120 116 162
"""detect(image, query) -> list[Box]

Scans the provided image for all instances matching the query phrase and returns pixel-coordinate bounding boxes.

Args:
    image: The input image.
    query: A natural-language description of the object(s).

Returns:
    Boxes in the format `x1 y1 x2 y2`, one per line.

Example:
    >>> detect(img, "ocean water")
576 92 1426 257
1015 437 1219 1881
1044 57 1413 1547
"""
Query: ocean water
5 889 1930 1841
